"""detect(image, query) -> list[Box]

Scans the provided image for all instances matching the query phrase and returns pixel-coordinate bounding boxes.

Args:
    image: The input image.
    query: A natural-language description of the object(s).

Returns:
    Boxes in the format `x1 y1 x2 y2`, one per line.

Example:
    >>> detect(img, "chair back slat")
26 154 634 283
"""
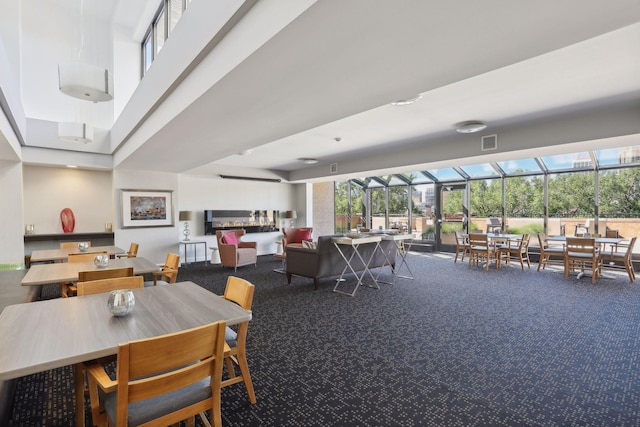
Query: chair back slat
77 276 143 296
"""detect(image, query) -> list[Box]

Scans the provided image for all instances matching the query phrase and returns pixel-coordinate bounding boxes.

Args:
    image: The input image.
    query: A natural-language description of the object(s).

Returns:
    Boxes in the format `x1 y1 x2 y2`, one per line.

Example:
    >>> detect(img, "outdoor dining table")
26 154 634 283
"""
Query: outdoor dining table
20 257 161 286
0 281 252 427
29 245 126 263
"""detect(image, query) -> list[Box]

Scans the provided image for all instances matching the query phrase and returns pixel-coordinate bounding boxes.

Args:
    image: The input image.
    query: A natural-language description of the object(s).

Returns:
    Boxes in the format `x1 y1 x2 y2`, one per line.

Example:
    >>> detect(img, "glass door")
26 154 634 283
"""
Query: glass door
437 183 468 250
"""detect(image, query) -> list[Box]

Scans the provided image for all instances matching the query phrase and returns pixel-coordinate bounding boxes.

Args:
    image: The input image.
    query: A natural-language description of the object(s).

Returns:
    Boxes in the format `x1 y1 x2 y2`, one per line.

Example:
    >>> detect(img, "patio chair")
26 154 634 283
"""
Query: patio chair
468 233 495 271
601 237 636 282
537 233 565 271
454 231 470 263
564 237 602 284
497 234 531 270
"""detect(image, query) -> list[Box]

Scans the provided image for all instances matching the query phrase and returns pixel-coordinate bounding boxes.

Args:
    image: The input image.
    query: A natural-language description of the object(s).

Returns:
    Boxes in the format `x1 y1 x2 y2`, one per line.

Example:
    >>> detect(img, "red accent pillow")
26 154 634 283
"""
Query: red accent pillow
222 233 238 245
293 228 312 243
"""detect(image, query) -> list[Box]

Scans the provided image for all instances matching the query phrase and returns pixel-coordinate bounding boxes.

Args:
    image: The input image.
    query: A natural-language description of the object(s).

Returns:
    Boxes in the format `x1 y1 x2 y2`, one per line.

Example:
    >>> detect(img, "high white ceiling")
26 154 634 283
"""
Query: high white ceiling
8 0 640 183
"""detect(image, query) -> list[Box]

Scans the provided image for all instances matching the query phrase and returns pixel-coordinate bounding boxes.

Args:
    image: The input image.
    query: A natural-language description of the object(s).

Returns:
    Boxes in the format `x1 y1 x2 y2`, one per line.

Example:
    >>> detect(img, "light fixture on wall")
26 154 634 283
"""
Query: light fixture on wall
284 210 297 227
455 120 487 134
179 211 193 241
58 122 94 143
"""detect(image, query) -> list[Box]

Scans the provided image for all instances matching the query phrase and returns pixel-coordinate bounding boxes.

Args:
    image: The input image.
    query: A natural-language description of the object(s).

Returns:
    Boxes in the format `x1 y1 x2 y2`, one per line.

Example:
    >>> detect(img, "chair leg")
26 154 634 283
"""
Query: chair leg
236 351 257 404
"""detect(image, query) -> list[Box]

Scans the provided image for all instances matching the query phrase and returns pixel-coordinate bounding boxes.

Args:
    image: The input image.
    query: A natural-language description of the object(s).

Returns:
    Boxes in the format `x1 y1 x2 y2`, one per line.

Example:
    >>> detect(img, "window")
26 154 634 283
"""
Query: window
140 0 189 77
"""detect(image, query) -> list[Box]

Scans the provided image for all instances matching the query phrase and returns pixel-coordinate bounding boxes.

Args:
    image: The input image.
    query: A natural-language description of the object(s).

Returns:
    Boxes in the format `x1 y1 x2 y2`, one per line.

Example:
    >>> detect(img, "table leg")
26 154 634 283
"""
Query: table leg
333 242 380 296
75 363 85 427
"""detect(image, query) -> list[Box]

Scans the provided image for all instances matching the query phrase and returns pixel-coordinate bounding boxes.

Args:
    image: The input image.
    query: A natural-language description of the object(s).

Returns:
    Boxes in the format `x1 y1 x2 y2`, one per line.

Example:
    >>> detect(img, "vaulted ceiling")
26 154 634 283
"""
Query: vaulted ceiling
3 0 640 183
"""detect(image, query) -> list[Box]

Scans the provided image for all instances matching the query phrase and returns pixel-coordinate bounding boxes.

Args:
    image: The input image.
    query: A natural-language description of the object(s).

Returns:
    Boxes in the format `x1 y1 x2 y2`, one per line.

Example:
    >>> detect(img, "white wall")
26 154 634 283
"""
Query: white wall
113 169 179 265
178 175 300 260
23 165 113 234
0 161 25 264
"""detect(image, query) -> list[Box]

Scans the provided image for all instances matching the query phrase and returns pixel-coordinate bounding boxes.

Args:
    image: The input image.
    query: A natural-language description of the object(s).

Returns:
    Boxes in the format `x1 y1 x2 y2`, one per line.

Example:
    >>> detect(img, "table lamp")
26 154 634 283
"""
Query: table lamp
284 210 297 227
179 211 193 241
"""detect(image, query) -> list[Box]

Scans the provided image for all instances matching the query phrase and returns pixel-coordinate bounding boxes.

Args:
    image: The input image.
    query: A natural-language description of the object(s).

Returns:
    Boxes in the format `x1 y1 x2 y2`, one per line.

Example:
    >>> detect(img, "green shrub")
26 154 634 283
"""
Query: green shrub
507 224 543 234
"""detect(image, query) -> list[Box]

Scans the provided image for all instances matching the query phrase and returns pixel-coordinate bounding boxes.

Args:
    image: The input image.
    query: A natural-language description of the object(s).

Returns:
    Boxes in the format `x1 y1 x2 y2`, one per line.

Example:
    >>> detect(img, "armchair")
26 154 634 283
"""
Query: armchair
282 227 313 252
216 230 258 271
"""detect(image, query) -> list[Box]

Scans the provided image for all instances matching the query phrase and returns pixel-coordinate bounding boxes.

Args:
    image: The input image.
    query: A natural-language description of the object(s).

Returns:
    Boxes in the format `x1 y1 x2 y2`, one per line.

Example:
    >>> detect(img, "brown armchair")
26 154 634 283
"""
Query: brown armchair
282 227 313 252
216 230 258 271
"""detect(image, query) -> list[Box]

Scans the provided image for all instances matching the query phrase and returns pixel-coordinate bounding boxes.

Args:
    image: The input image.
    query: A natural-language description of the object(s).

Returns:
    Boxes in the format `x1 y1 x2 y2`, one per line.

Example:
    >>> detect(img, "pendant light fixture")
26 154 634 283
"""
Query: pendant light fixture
58 0 113 103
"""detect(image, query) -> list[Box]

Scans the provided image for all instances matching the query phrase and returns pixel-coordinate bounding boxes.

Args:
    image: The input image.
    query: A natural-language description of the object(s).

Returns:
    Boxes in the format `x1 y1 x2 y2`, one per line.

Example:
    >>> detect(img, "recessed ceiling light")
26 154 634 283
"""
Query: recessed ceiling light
391 94 422 106
299 158 318 165
238 149 252 156
455 120 487 134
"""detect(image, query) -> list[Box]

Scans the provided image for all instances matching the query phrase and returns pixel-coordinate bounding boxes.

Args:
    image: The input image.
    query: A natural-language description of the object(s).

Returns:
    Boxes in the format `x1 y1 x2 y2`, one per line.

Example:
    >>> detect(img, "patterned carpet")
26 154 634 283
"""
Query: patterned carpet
8 252 640 426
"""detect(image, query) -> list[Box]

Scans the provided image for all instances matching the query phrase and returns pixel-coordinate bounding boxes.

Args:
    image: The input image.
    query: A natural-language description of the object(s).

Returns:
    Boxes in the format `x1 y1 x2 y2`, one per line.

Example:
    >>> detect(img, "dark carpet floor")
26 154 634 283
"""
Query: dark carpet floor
8 252 640 426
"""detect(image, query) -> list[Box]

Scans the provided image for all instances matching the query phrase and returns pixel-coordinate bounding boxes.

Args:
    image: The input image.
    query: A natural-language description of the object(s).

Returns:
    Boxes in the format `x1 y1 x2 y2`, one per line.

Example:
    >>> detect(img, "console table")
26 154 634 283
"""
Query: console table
179 241 207 265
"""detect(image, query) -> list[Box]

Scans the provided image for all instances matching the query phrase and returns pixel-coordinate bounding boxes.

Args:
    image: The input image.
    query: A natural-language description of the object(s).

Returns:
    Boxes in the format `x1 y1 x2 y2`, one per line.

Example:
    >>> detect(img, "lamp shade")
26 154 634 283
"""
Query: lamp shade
179 211 193 221
58 122 94 143
284 210 297 219
58 62 113 102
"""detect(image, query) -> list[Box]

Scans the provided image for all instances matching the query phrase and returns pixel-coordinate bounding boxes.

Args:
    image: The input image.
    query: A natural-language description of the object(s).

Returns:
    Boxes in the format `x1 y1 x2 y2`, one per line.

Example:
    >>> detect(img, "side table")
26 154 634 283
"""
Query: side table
179 241 207 265
273 252 286 274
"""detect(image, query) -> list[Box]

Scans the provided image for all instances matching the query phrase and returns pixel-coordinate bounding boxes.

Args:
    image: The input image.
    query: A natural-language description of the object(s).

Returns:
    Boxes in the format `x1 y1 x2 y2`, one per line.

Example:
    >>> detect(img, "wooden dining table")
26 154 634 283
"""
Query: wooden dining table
0 281 252 426
29 245 126 263
20 257 161 286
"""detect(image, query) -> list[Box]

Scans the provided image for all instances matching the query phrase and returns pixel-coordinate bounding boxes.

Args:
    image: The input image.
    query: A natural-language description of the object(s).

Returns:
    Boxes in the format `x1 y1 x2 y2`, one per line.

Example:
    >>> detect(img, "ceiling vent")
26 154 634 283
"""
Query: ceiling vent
481 134 498 151
330 163 338 174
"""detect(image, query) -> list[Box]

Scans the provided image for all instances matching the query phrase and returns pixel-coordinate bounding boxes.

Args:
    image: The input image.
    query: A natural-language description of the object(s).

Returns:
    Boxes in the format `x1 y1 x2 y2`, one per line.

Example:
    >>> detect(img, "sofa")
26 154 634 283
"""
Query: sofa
285 234 397 289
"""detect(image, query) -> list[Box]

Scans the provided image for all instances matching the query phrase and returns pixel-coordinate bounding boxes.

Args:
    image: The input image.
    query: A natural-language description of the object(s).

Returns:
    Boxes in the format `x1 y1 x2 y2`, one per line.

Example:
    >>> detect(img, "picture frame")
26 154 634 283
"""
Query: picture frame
121 189 174 228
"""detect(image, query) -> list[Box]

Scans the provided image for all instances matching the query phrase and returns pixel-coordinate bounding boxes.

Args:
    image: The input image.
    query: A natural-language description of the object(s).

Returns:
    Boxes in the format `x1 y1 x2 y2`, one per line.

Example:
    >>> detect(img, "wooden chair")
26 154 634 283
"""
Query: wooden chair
537 233 565 271
60 241 91 249
454 231 470 263
601 237 636 282
468 233 495 271
78 267 134 282
144 253 180 286
497 234 531 270
221 276 256 404
86 321 226 427
77 275 143 296
564 237 602 284
61 251 109 297
115 242 139 259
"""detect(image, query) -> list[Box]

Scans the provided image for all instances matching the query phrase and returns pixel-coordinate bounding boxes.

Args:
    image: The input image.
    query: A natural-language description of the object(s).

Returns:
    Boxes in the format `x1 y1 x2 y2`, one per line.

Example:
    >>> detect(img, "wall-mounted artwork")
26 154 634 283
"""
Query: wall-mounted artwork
121 189 174 228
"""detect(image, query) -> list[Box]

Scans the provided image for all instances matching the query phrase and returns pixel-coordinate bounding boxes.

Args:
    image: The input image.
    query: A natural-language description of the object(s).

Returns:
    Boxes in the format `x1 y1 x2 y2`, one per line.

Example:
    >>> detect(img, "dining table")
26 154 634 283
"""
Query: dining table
20 257 161 286
29 245 126 263
0 281 252 426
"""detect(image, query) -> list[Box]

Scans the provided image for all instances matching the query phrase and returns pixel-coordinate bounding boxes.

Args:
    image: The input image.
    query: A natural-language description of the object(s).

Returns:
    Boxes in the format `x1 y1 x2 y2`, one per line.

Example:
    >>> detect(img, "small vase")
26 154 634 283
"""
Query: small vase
107 289 135 317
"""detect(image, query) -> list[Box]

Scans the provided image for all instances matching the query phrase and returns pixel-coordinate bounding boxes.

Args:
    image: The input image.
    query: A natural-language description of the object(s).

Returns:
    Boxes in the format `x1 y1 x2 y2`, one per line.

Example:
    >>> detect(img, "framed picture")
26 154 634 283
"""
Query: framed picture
121 189 174 228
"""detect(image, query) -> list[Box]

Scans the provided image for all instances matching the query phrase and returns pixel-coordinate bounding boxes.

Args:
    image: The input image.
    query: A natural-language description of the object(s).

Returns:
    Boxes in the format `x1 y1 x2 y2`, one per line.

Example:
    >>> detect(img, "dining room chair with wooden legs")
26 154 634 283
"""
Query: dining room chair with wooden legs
497 234 531 270
468 233 495 271
78 267 134 283
564 237 603 284
454 231 470 263
86 321 226 427
601 236 636 282
76 275 143 296
143 253 180 286
537 233 565 271
60 251 109 298
220 276 257 404
115 242 139 259
60 241 91 249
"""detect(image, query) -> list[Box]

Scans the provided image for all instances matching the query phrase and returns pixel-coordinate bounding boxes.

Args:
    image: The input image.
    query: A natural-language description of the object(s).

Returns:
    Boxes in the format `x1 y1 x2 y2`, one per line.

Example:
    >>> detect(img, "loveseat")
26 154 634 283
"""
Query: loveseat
285 234 397 289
